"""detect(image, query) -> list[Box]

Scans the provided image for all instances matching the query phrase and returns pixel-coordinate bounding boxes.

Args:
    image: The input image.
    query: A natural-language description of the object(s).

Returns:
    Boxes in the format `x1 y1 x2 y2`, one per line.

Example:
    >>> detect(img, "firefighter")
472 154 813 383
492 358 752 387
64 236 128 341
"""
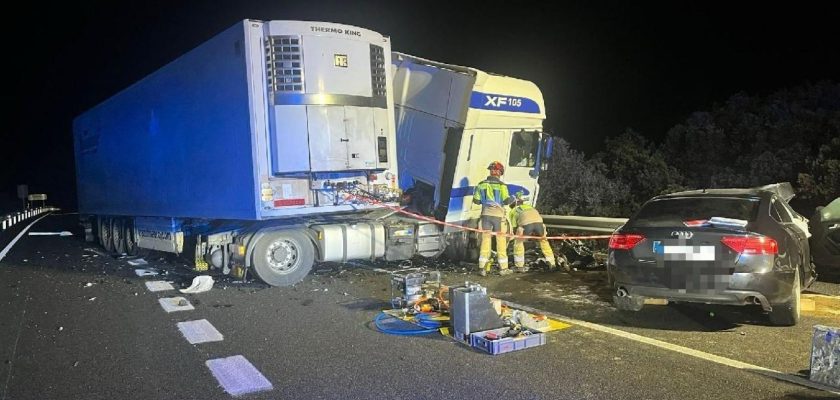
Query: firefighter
473 161 514 276
509 191 556 272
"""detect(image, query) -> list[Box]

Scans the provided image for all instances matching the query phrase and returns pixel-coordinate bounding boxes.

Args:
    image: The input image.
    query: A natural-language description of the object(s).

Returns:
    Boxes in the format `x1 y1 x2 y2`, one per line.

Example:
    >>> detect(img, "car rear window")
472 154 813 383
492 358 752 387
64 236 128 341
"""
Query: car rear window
631 197 760 227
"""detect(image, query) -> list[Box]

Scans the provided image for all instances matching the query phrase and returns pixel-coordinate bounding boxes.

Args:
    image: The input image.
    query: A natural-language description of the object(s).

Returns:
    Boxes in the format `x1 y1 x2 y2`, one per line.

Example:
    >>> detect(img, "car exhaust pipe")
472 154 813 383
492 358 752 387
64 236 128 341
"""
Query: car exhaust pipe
616 287 629 298
746 296 762 305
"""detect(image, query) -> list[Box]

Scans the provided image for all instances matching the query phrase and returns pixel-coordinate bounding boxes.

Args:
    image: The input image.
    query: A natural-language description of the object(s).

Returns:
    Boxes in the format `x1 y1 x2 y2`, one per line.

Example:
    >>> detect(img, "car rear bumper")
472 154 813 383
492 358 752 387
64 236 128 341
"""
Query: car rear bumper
608 260 796 311
620 285 774 311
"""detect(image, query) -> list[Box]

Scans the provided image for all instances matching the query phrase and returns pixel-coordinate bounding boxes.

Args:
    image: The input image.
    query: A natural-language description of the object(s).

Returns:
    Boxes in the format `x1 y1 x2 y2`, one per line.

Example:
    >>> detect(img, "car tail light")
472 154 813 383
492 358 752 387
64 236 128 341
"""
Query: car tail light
609 233 645 250
721 235 778 255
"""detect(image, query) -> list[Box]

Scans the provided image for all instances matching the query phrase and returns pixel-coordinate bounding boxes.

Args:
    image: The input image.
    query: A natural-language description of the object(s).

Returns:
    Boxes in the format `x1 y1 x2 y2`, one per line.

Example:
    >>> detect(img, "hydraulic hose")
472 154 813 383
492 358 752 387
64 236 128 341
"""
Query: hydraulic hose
374 312 439 336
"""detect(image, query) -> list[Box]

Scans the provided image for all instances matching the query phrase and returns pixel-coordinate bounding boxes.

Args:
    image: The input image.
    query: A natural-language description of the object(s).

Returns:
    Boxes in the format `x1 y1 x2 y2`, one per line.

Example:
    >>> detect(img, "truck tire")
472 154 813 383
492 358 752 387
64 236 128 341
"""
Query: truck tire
251 230 315 287
99 217 115 252
112 218 127 255
96 216 105 246
768 268 800 326
123 219 140 256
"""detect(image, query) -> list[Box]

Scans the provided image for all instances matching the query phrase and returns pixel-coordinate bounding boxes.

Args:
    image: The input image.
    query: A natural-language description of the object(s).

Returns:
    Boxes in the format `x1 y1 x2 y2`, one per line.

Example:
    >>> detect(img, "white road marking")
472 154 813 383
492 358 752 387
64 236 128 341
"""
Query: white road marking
158 297 195 313
177 319 224 344
0 213 52 263
502 300 840 396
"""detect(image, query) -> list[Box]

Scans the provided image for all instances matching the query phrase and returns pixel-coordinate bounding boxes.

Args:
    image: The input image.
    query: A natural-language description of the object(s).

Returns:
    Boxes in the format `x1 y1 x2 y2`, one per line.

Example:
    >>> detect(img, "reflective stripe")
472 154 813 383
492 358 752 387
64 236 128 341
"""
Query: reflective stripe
478 257 488 264
513 256 525 262
497 257 508 263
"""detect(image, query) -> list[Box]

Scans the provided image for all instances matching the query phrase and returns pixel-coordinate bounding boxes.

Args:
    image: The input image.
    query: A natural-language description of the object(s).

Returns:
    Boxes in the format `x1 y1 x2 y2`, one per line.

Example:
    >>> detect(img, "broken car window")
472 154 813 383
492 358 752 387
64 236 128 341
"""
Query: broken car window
631 197 760 227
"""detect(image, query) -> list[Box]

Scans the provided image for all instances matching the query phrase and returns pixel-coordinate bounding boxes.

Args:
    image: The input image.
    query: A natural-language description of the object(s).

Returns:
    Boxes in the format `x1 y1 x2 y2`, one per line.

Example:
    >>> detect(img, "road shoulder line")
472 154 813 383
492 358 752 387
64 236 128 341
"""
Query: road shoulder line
502 300 840 395
0 213 53 263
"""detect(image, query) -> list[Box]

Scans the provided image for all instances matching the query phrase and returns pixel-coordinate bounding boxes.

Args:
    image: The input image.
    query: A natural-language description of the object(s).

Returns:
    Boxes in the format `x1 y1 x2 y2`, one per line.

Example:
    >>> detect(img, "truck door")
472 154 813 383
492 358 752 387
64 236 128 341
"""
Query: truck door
504 130 540 201
447 129 509 223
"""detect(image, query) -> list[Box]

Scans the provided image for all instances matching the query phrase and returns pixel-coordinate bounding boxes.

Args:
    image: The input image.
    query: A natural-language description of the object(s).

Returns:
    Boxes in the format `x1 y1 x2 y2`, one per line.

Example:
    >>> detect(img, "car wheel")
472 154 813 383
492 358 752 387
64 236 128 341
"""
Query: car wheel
250 230 315 287
768 268 800 326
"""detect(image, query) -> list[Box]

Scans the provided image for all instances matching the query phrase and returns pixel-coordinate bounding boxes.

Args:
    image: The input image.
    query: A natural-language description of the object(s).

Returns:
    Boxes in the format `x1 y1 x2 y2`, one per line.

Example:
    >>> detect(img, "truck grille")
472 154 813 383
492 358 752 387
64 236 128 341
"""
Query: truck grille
370 44 386 98
266 35 304 93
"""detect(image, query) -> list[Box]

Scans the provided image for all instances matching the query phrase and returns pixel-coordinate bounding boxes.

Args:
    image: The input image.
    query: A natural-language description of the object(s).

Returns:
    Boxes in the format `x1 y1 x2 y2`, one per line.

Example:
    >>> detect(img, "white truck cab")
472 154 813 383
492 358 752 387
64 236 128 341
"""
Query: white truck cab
392 53 549 258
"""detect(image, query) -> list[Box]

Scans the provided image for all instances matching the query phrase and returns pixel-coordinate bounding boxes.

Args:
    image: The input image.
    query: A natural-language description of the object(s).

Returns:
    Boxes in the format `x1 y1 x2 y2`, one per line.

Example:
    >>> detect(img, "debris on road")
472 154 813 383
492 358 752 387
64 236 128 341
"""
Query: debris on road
84 282 93 287
810 325 840 388
127 258 148 266
88 297 96 301
134 268 159 277
180 276 214 294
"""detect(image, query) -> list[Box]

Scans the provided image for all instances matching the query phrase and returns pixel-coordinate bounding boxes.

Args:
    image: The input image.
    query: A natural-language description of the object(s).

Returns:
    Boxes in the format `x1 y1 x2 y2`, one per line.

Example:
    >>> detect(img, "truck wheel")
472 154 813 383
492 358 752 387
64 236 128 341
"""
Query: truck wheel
100 217 115 252
251 230 315 287
769 268 800 326
96 217 106 246
124 220 139 256
112 218 127 255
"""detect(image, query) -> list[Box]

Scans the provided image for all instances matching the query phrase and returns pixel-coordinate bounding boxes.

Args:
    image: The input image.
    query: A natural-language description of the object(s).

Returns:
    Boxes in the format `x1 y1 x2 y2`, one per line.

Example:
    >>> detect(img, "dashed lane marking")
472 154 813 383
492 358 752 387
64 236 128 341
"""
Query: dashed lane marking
502 300 840 396
206 355 273 396
177 319 224 344
158 297 195 313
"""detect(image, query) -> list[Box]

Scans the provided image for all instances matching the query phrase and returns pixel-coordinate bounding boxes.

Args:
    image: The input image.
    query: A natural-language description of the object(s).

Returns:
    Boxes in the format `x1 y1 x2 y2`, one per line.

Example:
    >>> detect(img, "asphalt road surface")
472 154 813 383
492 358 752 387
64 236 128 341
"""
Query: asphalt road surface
1 214 838 400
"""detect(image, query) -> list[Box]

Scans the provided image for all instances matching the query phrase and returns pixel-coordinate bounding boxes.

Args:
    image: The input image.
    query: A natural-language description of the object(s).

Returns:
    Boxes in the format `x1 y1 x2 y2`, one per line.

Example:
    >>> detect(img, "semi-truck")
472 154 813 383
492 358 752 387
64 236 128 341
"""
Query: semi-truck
73 19 550 286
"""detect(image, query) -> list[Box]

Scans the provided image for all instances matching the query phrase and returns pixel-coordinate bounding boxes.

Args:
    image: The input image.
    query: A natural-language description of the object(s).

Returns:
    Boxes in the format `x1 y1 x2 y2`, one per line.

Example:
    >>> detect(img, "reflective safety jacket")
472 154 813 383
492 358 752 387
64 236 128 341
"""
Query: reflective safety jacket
472 176 513 217
509 203 543 230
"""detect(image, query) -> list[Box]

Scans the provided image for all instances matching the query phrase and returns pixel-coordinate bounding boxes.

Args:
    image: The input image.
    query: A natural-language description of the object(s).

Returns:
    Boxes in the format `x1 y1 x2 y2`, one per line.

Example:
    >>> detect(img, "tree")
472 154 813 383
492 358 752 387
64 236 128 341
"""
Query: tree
597 129 684 215
537 138 629 217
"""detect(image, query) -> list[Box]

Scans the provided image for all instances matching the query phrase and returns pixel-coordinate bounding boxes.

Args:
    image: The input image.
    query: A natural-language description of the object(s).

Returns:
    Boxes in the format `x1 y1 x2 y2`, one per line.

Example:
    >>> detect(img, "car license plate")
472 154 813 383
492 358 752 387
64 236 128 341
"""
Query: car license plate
652 241 715 261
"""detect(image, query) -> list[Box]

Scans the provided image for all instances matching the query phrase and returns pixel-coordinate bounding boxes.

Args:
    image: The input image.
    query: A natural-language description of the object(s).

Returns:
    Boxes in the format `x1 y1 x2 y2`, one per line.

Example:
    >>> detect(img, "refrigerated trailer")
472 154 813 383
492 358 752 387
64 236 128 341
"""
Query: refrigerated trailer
74 20 550 286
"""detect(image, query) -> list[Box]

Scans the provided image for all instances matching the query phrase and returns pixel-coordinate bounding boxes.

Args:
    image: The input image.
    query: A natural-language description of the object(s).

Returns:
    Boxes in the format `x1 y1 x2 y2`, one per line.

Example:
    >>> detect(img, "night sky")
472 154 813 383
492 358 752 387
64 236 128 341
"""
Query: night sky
4 1 839 209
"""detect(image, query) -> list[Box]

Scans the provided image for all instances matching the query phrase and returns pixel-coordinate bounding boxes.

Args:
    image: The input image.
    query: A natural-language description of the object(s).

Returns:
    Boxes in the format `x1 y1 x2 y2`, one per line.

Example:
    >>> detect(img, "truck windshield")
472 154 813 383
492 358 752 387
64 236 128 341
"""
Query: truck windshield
509 130 539 168
631 197 760 227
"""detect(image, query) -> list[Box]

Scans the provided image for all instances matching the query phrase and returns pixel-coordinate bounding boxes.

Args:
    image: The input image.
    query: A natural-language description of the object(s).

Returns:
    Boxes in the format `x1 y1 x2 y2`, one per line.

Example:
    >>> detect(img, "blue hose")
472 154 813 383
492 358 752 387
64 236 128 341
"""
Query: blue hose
414 313 443 329
374 312 439 335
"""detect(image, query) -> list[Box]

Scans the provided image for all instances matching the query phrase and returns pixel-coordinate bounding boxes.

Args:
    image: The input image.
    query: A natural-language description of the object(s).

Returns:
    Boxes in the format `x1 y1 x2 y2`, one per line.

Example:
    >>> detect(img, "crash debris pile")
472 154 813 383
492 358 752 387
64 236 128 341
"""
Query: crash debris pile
810 325 840 388
376 272 568 354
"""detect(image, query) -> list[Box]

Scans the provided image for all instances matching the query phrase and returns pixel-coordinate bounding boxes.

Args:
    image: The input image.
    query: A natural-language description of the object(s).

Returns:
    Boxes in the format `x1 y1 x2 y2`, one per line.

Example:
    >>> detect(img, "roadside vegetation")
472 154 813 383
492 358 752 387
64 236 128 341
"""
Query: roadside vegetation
539 81 840 217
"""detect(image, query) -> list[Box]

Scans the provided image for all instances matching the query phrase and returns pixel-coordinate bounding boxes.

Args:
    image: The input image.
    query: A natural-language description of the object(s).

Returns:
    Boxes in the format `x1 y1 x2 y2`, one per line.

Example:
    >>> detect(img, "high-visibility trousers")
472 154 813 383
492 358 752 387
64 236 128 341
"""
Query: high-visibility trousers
513 224 556 268
478 216 508 271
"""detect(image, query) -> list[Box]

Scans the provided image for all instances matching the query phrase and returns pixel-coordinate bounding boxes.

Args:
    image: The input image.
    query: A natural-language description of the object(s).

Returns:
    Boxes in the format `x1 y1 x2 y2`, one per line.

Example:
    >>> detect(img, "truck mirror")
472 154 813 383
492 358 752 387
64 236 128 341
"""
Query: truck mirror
544 136 554 159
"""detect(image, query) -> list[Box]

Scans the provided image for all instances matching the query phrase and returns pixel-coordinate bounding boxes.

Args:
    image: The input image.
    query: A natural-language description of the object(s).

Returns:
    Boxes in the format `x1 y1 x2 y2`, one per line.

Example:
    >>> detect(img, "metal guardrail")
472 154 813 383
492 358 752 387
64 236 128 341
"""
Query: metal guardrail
1 207 57 231
542 215 628 234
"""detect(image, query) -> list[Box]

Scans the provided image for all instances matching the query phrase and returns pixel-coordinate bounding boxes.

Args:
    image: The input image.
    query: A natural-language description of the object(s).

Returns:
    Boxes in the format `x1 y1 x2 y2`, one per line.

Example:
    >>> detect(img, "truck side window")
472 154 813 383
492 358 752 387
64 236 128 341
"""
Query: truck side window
509 131 538 168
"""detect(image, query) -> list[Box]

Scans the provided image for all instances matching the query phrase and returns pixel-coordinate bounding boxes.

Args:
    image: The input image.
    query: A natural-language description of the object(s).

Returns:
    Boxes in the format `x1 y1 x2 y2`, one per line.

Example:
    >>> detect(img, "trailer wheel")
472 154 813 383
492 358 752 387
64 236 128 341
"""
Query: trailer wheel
96 216 105 246
251 230 315 287
99 217 115 252
112 218 127 254
124 219 139 256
